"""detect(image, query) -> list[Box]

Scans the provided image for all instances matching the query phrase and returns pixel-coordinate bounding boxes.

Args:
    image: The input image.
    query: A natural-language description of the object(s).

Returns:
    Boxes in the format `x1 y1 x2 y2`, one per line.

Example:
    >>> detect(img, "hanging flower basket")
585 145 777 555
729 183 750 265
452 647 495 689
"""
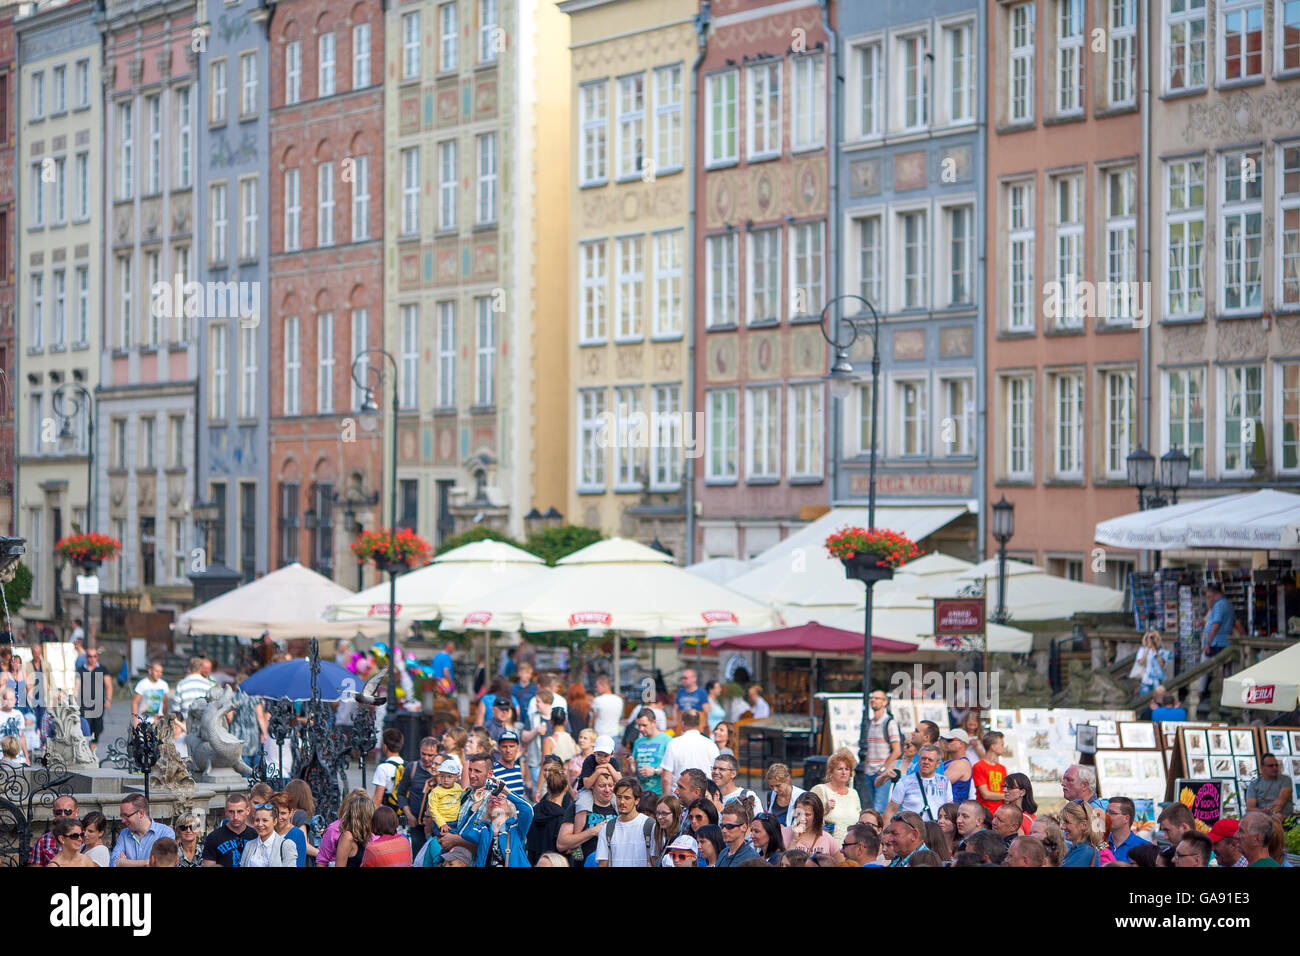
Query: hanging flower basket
350 528 433 573
825 527 920 583
55 532 122 572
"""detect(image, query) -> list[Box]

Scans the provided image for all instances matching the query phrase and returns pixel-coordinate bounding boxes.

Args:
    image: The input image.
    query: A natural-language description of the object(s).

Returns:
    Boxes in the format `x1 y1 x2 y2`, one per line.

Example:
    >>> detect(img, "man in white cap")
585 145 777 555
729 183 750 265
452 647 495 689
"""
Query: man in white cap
660 710 720 794
663 833 699 867
939 727 974 804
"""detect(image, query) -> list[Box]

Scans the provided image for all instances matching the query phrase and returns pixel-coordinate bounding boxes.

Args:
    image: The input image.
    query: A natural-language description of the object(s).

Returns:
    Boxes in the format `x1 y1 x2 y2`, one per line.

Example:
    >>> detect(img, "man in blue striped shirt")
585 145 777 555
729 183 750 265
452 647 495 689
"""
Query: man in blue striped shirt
492 731 528 800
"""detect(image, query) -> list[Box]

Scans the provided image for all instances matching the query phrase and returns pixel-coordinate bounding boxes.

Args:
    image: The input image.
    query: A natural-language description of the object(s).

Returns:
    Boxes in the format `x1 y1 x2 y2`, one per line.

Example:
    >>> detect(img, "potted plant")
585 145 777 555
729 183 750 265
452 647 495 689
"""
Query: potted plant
350 527 433 574
54 532 122 573
824 527 920 584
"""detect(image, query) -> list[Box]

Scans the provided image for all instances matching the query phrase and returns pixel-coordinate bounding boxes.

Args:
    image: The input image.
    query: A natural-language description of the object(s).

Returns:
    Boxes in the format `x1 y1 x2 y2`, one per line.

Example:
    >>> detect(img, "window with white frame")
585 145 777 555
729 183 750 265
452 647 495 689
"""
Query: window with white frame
317 311 334 413
1222 364 1262 473
748 228 781 324
284 168 301 250
438 140 457 230
946 204 974 306
1007 181 1035 331
580 81 608 185
706 70 738 165
170 416 184 469
746 61 781 160
1052 174 1083 328
1105 166 1137 323
29 397 42 456
402 12 420 81
898 33 928 131
792 54 826 149
1220 0 1263 82
706 233 738 327
856 41 882 138
652 65 682 171
76 59 89 108
615 236 644 340
317 161 334 247
284 315 300 415
350 309 369 410
401 304 418 409
210 59 226 123
1104 369 1137 477
30 70 44 119
28 510 41 603
790 221 825 317
1164 367 1205 473
578 389 607 489
285 41 301 104
401 147 419 234
1283 1 1300 71
210 324 228 419
146 94 161 193
176 87 192 187
857 214 883 307
351 155 369 241
789 384 824 478
746 387 780 480
1009 3 1035 122
1166 158 1205 317
614 386 642 488
940 375 975 457
944 22 974 124
52 64 65 113
476 132 496 224
478 0 498 64
210 182 227 263
705 389 739 483
119 256 132 348
53 157 65 224
174 246 192 345
30 163 44 228
475 297 494 406
437 302 456 407
319 33 336 97
440 3 458 72
1279 363 1300 471
240 177 258 260
898 210 928 311
1220 150 1263 314
52 270 65 349
75 267 88 346
143 254 157 345
170 518 186 582
354 23 372 88
579 240 608 343
240 324 257 418
1280 145 1300 309
1056 0 1083 115
894 378 928 457
119 102 134 199
240 51 257 117
1108 0 1137 106
652 230 683 338
1166 0 1207 92
1004 374 1033 478
75 151 89 220
1051 372 1084 477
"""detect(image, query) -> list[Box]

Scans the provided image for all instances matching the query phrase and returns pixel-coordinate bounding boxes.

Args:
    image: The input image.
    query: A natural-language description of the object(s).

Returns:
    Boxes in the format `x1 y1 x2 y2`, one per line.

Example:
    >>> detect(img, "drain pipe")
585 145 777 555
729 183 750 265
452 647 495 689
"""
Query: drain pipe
1138 0 1152 572
685 2 710 565
819 0 838 509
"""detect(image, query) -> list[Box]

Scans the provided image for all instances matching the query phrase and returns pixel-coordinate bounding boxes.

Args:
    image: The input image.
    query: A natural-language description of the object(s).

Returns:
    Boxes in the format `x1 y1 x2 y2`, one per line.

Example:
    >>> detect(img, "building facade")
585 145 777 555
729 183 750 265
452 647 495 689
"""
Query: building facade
985 0 1144 586
266 0 384 588
0 9 16 536
15 0 104 623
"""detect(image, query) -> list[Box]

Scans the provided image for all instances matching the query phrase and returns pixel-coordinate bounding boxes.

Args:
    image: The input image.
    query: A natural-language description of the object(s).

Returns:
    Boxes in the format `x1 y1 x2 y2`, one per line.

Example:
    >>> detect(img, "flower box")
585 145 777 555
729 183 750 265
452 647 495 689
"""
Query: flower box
55 532 121 571
351 528 433 571
825 526 919 583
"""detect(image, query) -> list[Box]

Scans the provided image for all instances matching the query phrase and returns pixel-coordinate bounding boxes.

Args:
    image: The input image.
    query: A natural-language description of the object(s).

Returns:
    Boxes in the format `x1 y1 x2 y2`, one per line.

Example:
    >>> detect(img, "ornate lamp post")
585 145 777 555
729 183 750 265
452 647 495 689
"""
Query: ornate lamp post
990 496 1016 625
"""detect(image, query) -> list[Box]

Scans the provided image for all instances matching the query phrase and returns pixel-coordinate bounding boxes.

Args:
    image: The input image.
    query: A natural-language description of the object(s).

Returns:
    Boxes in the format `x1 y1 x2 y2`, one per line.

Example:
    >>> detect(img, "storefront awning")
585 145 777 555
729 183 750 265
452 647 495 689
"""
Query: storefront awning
1095 490 1300 551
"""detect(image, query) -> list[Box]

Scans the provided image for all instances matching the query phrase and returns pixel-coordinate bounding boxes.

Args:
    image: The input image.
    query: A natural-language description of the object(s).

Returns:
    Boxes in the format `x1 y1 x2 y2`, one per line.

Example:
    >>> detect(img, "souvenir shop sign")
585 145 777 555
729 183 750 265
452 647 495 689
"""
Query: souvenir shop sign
934 597 985 635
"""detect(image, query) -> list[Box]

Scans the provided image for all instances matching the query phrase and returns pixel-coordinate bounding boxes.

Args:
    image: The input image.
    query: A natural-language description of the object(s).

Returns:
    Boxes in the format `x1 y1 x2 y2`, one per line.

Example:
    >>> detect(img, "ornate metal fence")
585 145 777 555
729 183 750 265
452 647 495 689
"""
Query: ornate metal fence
0 753 74 867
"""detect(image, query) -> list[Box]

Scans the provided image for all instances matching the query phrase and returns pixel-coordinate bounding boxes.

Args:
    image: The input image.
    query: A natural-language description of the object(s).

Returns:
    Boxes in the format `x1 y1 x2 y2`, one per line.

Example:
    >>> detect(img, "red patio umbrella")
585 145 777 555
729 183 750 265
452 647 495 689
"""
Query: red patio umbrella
709 621 917 654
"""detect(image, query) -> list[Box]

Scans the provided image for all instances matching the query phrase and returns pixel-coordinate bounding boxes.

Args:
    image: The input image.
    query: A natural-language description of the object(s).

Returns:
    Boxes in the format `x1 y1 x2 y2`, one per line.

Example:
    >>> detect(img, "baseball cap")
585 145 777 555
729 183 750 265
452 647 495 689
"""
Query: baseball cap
441 846 473 866
498 730 520 744
594 734 616 755
1207 818 1239 843
939 728 970 743
438 755 463 775
666 834 699 855
493 697 513 708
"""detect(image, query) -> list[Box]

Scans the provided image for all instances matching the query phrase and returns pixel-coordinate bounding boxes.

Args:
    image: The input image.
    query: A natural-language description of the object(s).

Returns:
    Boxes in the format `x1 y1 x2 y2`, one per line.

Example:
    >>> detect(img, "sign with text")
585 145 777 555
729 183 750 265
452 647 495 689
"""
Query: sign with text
934 597 985 635
1174 778 1226 831
849 471 974 497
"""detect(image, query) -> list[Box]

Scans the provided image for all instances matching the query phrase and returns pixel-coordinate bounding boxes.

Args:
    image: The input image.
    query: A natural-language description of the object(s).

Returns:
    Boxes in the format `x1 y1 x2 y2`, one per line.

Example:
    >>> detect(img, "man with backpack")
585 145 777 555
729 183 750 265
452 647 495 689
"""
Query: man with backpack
393 735 441 857
863 691 903 814
371 728 405 808
595 777 655 867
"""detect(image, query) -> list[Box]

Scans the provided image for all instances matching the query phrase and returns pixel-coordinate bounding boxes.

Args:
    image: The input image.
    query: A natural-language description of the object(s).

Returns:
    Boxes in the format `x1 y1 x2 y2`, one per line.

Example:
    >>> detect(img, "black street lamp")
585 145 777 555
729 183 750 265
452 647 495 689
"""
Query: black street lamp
1126 444 1190 511
819 292 880 807
990 496 1015 625
53 382 95 533
352 348 400 730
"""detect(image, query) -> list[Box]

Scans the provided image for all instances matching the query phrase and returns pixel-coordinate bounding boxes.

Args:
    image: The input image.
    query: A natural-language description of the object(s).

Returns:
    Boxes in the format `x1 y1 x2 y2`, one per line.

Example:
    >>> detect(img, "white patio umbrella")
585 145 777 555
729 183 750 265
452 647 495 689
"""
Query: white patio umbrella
175 562 404 639
684 557 751 585
819 601 1034 654
327 539 545 622
1222 641 1300 713
1093 490 1300 550
727 547 975 609
749 504 973 567
931 558 1125 621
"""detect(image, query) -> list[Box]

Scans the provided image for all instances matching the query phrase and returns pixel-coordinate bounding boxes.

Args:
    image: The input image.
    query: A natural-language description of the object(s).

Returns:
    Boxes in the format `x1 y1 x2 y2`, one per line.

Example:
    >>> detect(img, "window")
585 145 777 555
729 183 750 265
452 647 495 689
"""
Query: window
856 42 882 138
238 325 256 418
1007 182 1035 331
145 253 159 345
240 52 257 117
354 22 372 88
278 482 300 566
579 240 607 343
210 324 228 419
1280 145 1300 308
579 81 608 185
285 41 301 104
240 177 258 260
401 147 420 235
747 61 781 160
476 133 496 224
401 305 419 409
1166 158 1205 318
788 384 824 478
578 389 607 489
284 315 300 416
210 182 228 263
170 518 186 581
614 236 644 341
1057 0 1083 114
351 309 369 410
28 273 43 350
652 65 682 171
895 378 929 457
1220 0 1263 82
319 34 336 97
119 102 134 199
29 397 43 456
706 233 738 328
1048 372 1083 477
1004 375 1033 478
748 228 781 324
53 157 65 224
284 168 301 250
614 386 642 488
174 246 191 344
52 64 65 113
438 141 457 230
1109 0 1137 106
946 205 974 306
76 59 89 108
746 388 780 480
945 23 974 123
317 312 335 413
317 161 334 247
1280 363 1300 471
1009 4 1035 122
1165 367 1205 473
170 416 184 469
706 389 739 482
440 3 458 72
437 302 456 407
28 510 41 604
402 12 420 81
1222 365 1262 473
898 211 928 311
899 34 928 130
1052 174 1083 328
857 215 883 307
1220 150 1263 313
119 256 132 349
1166 0 1207 92
1284 0 1300 71
75 267 88 347
51 270 65 349
351 155 369 241
141 416 155 469
652 230 683 338
1104 167 1138 323
1103 370 1137 477
791 221 825 317
210 60 227 123
792 54 826 149
940 376 975 457
475 298 494 406
75 152 89 220
399 480 419 532
310 482 333 574
706 70 738 165
176 87 192 187
30 70 44 119
30 162 44 228
142 96 160 194
478 0 498 64
616 74 645 178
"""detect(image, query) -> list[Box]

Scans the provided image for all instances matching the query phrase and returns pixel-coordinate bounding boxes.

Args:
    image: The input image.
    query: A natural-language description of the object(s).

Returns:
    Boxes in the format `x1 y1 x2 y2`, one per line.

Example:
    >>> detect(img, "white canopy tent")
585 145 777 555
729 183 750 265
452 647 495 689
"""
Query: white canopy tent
1221 642 1300 713
926 558 1126 620
818 602 1034 654
683 557 751 585
175 562 405 639
748 504 973 568
1094 489 1300 551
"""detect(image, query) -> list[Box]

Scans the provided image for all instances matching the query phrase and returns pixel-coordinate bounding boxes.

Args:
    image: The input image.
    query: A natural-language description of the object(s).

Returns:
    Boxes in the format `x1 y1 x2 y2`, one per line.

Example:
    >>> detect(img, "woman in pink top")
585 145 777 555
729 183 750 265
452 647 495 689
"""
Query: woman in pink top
780 792 841 857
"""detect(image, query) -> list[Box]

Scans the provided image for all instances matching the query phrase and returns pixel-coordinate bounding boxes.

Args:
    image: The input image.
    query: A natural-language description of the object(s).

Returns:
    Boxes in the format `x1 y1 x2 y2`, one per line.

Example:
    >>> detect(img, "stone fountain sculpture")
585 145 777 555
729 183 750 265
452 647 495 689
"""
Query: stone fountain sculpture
44 696 98 770
186 686 254 778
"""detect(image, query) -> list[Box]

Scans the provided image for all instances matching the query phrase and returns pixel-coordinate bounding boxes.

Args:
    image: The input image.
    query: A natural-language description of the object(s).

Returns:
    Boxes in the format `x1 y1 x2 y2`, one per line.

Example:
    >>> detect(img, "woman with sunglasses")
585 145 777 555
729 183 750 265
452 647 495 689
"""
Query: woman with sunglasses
80 811 110 867
46 816 96 867
174 811 204 867
749 812 785 861
781 792 841 856
684 797 718 836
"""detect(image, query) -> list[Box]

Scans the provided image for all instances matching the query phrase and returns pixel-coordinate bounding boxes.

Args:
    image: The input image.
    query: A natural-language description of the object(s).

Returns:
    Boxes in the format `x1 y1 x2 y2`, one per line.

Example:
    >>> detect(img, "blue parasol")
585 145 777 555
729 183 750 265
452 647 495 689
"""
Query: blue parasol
239 657 360 702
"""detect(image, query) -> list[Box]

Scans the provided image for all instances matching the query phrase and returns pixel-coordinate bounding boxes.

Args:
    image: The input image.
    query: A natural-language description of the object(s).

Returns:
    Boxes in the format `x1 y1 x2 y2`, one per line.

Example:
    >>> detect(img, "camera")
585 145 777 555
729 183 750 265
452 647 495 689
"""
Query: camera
487 777 506 796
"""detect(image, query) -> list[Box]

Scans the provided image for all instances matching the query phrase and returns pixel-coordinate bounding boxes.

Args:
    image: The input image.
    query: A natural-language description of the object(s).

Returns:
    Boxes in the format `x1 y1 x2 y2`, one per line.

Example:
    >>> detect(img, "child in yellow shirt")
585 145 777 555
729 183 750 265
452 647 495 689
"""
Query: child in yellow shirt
426 755 466 832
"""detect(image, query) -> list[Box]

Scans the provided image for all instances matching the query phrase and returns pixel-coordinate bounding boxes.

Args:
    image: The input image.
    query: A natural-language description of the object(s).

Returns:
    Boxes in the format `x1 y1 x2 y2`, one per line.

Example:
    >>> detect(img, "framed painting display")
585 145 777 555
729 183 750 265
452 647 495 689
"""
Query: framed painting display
1181 729 1209 758
1119 721 1159 750
1208 729 1232 756
1230 729 1256 756
1263 729 1291 756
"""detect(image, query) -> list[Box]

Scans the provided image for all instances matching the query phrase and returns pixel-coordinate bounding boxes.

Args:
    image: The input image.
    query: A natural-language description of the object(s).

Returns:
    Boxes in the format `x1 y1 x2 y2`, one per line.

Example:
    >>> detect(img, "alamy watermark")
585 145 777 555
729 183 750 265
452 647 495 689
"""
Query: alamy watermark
888 665 1000 710
595 402 705 460
150 275 261 328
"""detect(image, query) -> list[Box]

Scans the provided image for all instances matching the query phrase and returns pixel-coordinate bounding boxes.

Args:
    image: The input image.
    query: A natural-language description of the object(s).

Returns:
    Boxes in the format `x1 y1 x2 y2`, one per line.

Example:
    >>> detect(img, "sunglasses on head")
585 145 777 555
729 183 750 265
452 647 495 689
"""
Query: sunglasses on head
252 803 274 811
